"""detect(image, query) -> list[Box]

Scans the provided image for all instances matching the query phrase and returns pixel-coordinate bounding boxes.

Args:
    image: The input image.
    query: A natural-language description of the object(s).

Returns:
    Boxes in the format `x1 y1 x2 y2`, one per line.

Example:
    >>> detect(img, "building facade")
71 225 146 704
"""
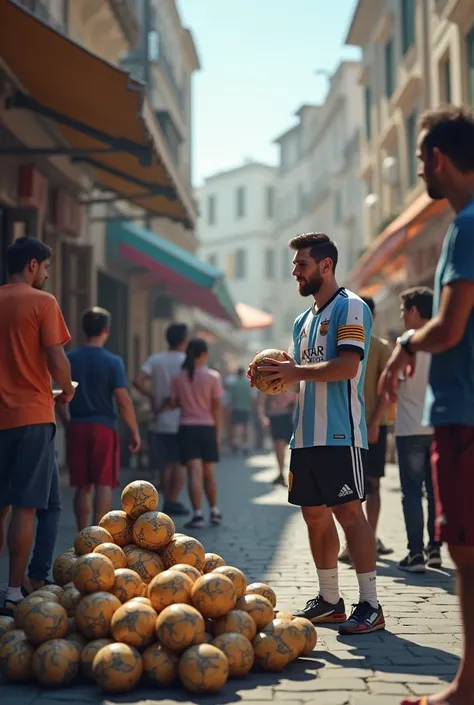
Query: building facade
272 62 365 348
346 0 474 336
197 161 277 353
0 0 238 464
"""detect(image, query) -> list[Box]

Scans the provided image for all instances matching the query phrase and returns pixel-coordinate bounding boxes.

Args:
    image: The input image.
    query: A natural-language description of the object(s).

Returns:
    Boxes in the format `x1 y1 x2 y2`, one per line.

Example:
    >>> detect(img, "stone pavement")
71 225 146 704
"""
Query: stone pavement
0 452 460 705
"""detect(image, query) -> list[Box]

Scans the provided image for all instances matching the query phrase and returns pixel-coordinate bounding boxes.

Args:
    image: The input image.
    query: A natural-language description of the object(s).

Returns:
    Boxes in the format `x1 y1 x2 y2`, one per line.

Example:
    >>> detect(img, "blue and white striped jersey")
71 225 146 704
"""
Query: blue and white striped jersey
289 288 372 450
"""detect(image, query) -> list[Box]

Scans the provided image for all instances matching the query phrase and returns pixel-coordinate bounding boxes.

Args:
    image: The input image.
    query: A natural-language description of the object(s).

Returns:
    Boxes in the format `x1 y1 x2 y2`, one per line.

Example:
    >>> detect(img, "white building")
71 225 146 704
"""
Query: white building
196 161 278 352
273 61 364 347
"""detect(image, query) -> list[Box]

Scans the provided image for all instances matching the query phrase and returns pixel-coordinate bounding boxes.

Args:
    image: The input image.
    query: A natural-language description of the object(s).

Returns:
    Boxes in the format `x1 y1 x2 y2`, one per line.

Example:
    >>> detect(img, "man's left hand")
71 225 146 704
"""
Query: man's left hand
257 352 300 390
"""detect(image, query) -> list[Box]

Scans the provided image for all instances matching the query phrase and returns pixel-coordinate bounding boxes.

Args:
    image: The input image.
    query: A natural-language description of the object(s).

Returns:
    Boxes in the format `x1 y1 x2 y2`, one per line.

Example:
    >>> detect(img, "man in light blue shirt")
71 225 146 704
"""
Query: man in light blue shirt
254 232 383 636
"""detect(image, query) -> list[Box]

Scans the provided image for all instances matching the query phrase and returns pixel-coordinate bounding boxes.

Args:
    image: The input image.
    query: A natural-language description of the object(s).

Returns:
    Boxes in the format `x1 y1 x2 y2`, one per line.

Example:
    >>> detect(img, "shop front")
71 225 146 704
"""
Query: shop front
350 193 453 338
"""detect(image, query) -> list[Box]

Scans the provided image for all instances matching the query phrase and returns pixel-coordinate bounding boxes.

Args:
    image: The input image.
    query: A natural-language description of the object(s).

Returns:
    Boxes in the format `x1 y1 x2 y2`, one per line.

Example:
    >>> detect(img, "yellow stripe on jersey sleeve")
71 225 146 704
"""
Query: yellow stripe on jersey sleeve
337 324 365 342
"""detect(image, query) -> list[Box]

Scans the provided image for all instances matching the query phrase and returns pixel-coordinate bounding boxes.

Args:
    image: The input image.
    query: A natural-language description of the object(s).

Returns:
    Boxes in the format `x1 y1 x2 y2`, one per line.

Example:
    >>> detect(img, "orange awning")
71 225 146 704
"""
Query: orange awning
0 0 196 226
350 193 448 289
236 302 273 330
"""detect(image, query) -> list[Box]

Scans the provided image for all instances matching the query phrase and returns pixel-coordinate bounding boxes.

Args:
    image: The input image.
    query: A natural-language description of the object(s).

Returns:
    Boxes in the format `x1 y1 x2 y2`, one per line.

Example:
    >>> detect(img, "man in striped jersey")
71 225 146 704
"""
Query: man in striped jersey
255 233 384 635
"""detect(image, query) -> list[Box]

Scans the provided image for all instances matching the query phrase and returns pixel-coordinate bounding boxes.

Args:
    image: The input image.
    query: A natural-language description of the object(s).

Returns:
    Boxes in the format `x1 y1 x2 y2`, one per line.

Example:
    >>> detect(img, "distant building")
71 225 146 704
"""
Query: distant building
196 161 278 354
345 0 474 335
273 62 364 347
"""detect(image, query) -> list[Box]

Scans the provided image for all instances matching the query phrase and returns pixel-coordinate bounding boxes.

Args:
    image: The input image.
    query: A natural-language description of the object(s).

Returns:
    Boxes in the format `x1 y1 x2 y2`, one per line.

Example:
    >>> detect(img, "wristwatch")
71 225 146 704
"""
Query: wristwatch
398 329 415 356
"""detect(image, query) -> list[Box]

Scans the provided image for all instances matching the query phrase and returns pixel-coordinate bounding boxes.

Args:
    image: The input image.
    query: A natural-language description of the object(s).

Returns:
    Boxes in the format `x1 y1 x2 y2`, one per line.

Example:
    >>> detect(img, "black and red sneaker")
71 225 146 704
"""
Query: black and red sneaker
338 601 385 635
293 595 347 624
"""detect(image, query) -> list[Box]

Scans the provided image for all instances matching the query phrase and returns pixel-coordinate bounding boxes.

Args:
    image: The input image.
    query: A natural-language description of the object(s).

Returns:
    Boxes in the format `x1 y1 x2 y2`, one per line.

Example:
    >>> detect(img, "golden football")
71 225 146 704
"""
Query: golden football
251 349 289 395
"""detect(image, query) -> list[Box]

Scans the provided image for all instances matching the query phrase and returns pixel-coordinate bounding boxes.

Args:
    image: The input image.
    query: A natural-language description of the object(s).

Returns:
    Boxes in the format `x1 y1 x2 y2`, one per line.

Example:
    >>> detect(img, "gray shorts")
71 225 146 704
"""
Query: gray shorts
0 423 57 510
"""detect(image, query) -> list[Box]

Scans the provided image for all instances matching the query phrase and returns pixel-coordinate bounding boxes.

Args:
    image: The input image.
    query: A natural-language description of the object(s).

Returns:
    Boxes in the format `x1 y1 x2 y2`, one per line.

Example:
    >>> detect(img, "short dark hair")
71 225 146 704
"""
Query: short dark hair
289 232 338 272
6 236 52 276
361 296 375 315
82 307 111 338
400 287 434 320
166 323 188 348
420 105 474 172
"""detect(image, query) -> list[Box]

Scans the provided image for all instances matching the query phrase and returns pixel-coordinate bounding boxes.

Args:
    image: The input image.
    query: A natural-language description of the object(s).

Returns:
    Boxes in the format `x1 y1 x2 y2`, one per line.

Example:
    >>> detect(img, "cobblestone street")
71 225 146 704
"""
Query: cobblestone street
0 452 460 705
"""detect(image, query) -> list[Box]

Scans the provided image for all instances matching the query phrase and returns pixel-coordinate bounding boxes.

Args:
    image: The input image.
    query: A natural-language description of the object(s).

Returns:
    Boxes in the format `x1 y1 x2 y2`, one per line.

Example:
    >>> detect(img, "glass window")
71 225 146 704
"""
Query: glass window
264 249 274 279
282 247 291 278
401 0 416 55
440 56 452 103
207 195 216 225
236 186 245 218
266 186 275 218
364 85 372 142
406 111 417 188
235 249 246 279
384 39 394 98
467 28 474 107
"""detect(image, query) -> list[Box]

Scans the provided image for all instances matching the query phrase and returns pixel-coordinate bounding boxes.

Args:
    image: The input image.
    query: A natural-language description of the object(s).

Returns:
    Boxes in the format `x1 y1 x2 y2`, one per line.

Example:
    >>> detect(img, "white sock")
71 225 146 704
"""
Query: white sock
193 510 203 518
317 568 340 605
210 506 220 515
5 587 23 603
357 571 378 609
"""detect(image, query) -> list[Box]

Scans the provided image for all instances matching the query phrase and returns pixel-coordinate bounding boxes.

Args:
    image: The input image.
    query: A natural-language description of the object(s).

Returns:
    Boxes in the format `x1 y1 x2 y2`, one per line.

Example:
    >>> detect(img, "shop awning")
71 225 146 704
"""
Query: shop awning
107 221 240 327
350 192 448 289
235 302 273 330
0 0 196 227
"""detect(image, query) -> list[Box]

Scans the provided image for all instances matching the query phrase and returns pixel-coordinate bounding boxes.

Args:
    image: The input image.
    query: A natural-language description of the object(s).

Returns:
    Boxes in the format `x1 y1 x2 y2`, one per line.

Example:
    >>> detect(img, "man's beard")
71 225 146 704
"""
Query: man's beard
33 280 45 290
426 183 445 200
297 273 323 297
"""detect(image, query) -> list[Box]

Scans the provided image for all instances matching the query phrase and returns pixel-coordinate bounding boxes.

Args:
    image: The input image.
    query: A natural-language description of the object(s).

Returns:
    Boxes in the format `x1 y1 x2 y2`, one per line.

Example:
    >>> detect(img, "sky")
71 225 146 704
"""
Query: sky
178 0 360 186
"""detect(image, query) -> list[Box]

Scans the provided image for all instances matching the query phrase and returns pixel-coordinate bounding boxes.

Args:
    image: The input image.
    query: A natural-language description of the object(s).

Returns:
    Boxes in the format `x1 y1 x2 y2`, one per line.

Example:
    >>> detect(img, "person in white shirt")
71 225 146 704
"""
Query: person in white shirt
372 287 440 573
133 323 189 516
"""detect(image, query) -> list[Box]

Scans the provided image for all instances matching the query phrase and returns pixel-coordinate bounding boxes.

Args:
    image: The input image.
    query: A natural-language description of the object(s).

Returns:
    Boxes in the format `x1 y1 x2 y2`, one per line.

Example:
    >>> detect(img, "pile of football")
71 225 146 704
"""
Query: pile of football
0 481 317 693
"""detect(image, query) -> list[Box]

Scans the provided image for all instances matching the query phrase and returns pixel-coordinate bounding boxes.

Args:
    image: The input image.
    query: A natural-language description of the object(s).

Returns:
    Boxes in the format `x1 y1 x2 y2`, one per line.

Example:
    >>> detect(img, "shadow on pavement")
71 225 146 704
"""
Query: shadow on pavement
375 557 456 595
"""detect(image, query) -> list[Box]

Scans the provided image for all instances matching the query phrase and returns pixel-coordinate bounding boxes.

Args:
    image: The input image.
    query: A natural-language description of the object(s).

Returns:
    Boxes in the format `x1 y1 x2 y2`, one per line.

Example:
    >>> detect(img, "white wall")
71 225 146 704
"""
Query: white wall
196 162 278 348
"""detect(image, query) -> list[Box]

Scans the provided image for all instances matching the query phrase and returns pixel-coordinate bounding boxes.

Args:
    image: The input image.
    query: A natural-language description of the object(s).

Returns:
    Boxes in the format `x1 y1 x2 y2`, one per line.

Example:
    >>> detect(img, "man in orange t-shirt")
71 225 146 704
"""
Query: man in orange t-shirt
0 236 74 615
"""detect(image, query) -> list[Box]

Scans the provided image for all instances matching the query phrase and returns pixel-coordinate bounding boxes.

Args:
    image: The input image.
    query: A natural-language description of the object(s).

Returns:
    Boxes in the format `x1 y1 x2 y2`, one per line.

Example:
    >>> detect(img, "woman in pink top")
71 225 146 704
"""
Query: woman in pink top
170 338 223 530
257 389 297 486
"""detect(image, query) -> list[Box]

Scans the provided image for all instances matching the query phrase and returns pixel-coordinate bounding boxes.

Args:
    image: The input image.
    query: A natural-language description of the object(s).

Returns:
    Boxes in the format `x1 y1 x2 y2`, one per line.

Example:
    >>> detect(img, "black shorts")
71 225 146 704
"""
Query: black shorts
269 414 293 443
289 445 367 508
231 410 249 425
150 432 180 469
0 423 57 510
367 425 388 479
178 425 219 464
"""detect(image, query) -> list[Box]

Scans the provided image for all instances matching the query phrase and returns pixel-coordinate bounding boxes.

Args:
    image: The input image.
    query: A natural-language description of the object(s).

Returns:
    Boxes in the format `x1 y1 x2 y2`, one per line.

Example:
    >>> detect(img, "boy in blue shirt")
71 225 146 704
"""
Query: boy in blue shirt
58 307 140 529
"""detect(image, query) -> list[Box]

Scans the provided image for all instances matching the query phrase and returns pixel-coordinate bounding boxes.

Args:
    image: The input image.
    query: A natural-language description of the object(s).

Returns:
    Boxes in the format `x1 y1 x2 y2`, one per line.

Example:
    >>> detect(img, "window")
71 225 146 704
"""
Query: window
282 247 291 278
297 184 305 214
236 186 245 218
208 253 218 268
364 85 372 141
235 248 246 279
406 111 417 188
401 0 416 55
384 39 394 98
334 191 342 224
266 186 275 218
264 249 275 279
207 195 216 225
440 56 452 103
468 27 474 107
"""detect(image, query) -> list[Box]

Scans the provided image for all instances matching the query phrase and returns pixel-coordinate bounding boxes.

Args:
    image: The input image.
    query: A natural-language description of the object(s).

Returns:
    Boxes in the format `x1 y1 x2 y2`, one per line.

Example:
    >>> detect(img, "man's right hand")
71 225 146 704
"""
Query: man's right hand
247 362 256 387
129 431 141 453
55 384 76 405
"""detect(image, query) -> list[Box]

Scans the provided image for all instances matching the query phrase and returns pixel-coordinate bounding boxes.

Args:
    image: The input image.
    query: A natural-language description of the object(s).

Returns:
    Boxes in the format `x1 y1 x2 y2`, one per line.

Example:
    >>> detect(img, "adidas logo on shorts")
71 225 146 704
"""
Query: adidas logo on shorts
338 484 353 498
